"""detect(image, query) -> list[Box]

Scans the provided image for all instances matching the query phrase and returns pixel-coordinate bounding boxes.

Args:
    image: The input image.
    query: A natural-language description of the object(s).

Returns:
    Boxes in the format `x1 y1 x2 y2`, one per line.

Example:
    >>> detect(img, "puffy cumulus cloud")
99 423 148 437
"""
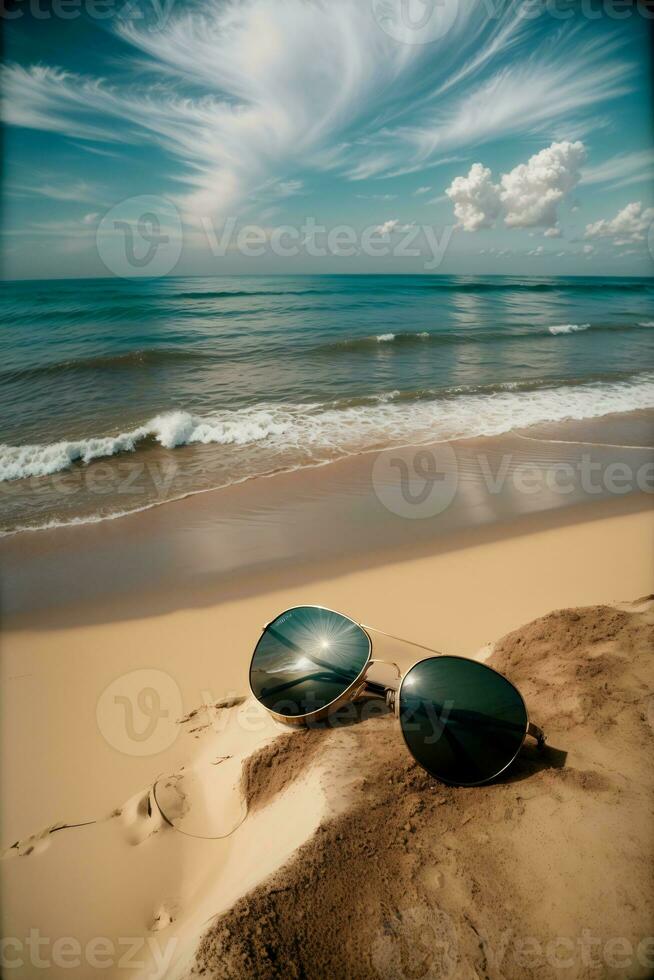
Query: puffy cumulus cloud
445 163 501 232
500 141 586 229
376 219 400 235
584 201 654 244
446 141 585 234
375 219 414 235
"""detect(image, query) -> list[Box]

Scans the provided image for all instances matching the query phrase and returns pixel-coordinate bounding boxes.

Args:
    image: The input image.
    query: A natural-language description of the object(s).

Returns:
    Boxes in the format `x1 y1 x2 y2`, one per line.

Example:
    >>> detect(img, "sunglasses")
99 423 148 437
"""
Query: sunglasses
249 605 545 787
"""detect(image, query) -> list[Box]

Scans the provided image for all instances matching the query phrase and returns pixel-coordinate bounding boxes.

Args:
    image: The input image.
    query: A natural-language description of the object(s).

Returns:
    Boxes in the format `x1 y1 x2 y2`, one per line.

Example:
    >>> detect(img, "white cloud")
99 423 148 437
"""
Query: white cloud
356 193 398 201
2 2 411 221
7 179 103 204
500 141 586 229
271 179 304 198
544 227 561 238
414 186 432 195
445 163 500 231
3 218 96 238
581 149 654 190
376 219 400 235
401 32 631 175
375 219 413 235
582 244 594 255
0 2 636 224
585 201 654 244
527 245 545 256
446 141 585 233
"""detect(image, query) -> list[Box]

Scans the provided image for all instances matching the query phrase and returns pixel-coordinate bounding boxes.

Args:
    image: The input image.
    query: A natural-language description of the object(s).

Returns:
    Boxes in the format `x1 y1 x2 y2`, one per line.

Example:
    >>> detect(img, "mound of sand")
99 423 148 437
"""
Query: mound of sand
187 599 654 980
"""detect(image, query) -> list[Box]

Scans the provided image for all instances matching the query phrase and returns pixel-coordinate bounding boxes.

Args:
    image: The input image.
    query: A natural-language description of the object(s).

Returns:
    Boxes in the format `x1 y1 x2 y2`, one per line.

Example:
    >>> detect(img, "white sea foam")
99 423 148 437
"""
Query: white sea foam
638 321 654 327
2 376 653 485
0 409 292 481
548 323 591 335
376 333 395 342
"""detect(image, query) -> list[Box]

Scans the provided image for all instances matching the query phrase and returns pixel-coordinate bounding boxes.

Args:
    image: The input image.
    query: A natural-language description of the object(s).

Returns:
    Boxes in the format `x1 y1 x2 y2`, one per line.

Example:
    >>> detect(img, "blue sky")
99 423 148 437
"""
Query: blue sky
1 0 653 279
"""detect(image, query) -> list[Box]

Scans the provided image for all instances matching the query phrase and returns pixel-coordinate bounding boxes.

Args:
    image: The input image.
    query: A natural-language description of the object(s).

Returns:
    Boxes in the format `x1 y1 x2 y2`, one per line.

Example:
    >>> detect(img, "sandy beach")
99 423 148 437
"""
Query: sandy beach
1 468 653 978
3 0 654 974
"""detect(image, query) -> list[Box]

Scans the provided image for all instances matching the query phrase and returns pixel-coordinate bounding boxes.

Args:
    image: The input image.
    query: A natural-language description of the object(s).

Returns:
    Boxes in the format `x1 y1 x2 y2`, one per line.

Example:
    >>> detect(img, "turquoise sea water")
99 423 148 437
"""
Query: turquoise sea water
0 274 652 532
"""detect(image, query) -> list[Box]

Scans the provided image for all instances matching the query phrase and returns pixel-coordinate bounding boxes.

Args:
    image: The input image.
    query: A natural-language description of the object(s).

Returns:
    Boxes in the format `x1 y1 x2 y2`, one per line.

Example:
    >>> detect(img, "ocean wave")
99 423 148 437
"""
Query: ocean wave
321 322 646 352
0 409 293 481
639 321 654 327
0 348 208 383
173 288 334 300
421 279 653 294
2 375 653 484
548 323 590 335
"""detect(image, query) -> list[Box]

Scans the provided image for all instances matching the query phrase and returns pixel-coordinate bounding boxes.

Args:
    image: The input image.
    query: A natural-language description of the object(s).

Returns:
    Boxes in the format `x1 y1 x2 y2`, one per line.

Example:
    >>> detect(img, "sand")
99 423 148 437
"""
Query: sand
1 502 653 979
191 598 654 980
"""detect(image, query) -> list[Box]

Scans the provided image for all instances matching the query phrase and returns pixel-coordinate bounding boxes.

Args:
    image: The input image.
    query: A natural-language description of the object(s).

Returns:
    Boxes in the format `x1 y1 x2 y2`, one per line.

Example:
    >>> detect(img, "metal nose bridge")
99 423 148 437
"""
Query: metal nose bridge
356 658 402 712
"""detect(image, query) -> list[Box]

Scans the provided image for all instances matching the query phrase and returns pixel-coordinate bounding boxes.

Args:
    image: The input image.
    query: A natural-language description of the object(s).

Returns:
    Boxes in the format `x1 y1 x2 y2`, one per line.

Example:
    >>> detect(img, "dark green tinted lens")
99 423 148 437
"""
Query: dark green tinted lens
399 657 527 785
250 606 370 718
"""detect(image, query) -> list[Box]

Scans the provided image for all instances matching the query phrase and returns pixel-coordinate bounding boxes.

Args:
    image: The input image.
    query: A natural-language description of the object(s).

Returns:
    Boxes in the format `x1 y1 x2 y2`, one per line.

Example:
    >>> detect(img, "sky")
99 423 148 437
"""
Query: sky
1 0 653 280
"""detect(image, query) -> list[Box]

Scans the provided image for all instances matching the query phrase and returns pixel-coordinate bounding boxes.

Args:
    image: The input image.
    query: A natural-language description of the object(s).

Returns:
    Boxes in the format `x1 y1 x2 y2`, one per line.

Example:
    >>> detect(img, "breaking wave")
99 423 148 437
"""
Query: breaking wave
2 374 653 483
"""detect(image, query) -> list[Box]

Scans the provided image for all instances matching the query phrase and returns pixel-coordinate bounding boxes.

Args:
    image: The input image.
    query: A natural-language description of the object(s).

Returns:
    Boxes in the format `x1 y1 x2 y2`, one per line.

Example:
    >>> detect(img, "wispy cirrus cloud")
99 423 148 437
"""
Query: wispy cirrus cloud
0 0 636 225
6 178 105 204
580 148 654 190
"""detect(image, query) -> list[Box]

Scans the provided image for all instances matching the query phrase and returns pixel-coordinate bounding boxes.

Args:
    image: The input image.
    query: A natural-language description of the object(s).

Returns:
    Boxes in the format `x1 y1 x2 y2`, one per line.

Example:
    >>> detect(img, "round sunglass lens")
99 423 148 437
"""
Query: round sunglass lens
250 606 370 718
399 657 528 785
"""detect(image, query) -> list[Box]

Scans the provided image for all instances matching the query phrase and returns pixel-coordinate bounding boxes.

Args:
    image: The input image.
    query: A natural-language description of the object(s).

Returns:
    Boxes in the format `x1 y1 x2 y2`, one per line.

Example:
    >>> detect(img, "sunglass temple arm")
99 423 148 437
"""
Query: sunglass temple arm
527 721 546 749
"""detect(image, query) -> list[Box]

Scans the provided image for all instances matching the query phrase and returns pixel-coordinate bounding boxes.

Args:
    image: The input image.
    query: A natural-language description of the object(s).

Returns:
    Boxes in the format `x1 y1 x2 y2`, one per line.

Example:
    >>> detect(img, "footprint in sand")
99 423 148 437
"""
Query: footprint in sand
120 786 169 845
1 820 96 860
150 901 179 932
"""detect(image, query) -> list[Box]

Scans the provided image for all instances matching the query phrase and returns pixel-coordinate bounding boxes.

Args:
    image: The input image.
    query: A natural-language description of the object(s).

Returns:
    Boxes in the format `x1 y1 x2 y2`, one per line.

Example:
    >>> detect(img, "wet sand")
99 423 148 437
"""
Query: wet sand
1 410 653 622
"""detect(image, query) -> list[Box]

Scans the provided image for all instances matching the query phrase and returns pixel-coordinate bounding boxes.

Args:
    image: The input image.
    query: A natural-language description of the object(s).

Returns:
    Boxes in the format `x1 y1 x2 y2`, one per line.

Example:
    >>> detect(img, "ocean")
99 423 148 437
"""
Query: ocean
1 273 653 535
